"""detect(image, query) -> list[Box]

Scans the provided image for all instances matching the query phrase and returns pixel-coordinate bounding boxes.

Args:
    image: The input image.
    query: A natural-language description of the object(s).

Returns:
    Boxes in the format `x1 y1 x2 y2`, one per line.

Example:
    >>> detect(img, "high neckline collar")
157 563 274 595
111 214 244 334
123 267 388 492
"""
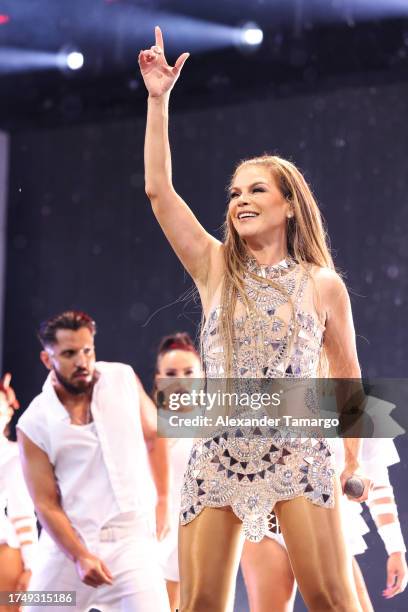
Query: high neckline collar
245 254 297 277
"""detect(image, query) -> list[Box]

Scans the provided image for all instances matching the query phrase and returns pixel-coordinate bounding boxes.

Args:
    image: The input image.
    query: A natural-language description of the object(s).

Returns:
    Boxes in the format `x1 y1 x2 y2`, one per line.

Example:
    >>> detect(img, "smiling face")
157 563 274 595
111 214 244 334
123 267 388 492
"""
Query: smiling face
228 164 291 244
156 349 202 380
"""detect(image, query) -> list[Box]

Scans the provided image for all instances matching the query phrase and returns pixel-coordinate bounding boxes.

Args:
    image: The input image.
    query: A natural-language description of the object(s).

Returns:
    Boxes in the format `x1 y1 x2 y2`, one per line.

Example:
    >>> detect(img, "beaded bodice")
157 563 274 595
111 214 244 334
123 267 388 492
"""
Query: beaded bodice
203 257 325 379
180 258 335 542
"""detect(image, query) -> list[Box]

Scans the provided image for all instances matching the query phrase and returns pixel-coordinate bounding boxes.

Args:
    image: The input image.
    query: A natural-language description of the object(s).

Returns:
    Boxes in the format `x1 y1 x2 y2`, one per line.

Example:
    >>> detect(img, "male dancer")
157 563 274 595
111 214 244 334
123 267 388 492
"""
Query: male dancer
17 311 170 611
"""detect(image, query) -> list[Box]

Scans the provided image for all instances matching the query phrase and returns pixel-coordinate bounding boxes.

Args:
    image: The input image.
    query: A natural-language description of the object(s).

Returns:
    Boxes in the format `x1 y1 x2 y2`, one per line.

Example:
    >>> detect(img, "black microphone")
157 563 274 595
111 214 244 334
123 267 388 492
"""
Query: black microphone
344 476 365 499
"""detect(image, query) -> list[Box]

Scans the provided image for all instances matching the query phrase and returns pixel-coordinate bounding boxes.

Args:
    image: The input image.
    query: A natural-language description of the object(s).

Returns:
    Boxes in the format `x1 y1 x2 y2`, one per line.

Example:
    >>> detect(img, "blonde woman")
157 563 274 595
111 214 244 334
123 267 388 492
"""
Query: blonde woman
0 375 38 611
139 27 371 611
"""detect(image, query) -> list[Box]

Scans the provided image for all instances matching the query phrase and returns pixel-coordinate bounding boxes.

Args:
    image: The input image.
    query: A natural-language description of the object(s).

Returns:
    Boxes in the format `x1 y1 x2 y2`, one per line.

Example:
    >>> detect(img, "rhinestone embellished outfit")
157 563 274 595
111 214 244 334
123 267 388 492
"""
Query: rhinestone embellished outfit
180 257 335 542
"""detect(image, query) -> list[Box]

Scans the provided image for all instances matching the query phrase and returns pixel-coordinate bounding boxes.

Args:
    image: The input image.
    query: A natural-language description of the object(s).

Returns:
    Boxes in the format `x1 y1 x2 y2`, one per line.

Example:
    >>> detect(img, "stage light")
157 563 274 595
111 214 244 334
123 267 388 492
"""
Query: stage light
241 24 264 47
57 46 85 73
66 51 84 71
234 22 264 54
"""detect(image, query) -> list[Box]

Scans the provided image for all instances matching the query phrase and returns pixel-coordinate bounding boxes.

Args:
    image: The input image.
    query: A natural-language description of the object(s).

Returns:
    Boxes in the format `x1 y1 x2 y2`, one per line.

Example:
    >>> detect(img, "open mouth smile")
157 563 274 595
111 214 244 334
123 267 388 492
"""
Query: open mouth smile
237 211 259 220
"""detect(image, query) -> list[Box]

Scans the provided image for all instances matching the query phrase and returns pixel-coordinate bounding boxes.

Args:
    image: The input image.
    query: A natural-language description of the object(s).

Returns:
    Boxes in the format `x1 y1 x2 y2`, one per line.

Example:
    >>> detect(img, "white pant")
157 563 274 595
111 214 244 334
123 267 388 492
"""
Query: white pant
26 518 170 612
158 516 180 583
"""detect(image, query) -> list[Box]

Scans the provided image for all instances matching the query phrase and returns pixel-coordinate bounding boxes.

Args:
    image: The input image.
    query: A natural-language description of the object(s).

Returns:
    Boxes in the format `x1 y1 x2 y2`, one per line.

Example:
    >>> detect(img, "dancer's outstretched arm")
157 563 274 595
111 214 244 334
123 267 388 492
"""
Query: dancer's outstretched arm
140 27 223 306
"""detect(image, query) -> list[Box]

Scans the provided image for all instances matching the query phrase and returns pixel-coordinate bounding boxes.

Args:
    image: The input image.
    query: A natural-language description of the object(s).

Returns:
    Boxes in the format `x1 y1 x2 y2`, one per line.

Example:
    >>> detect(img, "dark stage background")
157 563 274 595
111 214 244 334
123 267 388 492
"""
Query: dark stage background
4 78 408 610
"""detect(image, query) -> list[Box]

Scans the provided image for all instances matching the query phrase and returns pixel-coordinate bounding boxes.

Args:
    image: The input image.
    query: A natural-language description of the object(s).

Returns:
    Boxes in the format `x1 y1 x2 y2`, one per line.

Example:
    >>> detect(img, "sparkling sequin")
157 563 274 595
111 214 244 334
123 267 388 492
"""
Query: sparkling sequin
180 257 334 542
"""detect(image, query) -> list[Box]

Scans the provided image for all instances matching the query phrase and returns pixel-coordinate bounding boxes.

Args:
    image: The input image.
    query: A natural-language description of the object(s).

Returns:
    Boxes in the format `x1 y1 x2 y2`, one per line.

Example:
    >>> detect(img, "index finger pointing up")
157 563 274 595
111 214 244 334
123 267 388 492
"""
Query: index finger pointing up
155 26 164 52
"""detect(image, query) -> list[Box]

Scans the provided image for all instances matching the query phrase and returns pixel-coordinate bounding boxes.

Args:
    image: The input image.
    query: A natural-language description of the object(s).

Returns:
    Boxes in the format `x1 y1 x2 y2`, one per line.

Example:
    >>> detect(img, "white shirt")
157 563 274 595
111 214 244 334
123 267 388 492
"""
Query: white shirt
168 438 193 515
17 362 155 547
156 426 192 574
333 437 400 476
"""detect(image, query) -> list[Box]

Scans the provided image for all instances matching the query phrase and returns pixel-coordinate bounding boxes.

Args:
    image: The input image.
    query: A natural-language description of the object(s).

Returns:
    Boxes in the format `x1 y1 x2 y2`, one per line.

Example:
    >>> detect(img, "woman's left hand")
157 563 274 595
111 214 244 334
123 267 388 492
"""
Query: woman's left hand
340 463 372 502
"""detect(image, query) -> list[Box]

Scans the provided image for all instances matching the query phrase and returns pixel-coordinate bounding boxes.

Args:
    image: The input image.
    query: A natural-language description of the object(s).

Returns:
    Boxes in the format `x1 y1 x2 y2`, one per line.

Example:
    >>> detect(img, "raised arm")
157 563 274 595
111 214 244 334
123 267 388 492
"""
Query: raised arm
17 430 113 587
139 27 223 298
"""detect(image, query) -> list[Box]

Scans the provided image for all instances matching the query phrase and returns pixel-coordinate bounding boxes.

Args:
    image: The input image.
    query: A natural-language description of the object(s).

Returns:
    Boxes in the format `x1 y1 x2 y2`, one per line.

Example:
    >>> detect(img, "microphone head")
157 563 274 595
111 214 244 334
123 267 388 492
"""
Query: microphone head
344 476 364 499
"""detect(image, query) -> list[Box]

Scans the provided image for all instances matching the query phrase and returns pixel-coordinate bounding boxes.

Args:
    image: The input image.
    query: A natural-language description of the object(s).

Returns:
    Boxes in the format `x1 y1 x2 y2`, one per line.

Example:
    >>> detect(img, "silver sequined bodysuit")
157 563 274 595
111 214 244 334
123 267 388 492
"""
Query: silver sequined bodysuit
180 257 335 542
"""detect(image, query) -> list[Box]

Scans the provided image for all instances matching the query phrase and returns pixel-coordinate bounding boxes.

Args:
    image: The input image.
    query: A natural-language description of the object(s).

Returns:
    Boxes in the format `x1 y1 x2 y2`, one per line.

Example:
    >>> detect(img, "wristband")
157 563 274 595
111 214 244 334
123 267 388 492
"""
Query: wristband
369 503 397 518
378 522 407 556
11 517 38 570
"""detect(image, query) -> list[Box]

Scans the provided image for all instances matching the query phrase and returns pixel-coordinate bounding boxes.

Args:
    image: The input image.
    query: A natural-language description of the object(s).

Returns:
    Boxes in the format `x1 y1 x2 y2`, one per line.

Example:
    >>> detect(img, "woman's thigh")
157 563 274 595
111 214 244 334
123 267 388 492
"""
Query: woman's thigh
275 480 362 612
178 507 244 612
241 537 296 612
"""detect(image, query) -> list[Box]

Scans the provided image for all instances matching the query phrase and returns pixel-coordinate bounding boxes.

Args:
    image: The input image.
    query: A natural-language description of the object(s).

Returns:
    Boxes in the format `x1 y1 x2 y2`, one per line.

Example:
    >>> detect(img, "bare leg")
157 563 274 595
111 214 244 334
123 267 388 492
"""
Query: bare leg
352 557 374 612
0 544 24 612
166 580 180 612
178 507 244 612
241 537 296 612
275 480 362 612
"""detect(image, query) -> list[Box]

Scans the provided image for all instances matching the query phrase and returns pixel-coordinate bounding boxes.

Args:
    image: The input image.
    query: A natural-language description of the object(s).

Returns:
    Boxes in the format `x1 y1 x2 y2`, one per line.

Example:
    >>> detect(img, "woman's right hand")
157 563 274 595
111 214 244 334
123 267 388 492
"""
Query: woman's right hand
138 26 189 98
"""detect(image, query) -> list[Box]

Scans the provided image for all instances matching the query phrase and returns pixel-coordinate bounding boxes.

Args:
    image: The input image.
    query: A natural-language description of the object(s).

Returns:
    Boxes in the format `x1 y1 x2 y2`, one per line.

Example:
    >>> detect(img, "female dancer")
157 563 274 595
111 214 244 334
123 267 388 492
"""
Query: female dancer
139 27 371 611
0 375 38 610
241 437 407 612
349 439 407 606
153 332 202 612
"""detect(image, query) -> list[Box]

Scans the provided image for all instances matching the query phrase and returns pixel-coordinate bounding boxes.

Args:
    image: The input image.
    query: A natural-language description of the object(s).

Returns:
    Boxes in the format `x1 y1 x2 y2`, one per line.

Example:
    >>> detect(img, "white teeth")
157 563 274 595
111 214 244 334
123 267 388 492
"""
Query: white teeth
238 212 258 219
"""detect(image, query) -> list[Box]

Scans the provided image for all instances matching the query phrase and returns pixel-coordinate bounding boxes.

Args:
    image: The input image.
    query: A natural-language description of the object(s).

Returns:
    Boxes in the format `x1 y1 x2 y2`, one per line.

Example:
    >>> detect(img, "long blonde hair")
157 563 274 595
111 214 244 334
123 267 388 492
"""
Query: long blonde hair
218 154 336 377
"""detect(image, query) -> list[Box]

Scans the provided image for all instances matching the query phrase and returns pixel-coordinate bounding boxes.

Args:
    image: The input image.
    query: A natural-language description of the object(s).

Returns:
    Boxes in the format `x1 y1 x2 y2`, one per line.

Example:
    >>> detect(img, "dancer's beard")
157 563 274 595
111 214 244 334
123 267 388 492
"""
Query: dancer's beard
54 368 95 396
